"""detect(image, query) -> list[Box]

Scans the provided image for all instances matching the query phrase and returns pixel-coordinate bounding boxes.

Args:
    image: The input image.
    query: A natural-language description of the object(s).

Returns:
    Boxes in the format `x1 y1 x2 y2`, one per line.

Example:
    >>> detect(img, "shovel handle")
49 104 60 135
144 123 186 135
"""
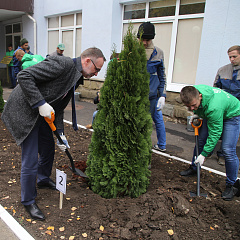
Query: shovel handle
191 118 203 136
44 112 56 132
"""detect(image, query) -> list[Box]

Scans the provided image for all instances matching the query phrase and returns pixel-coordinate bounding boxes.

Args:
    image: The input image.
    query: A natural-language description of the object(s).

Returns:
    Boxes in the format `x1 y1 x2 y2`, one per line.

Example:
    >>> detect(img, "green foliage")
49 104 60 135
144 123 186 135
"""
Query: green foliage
86 25 152 198
0 82 4 113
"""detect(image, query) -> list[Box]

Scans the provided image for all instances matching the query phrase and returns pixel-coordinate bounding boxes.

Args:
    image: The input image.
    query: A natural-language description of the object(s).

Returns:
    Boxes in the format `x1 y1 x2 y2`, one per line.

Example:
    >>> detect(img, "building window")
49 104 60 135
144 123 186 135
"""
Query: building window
5 23 22 50
124 3 146 20
122 0 205 92
179 0 205 15
47 13 82 58
149 0 176 18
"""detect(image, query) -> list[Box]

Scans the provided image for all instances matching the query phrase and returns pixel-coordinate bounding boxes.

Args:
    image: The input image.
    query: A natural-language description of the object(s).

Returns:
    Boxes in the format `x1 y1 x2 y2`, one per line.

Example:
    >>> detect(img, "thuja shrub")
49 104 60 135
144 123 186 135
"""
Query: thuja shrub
0 82 4 113
86 25 152 198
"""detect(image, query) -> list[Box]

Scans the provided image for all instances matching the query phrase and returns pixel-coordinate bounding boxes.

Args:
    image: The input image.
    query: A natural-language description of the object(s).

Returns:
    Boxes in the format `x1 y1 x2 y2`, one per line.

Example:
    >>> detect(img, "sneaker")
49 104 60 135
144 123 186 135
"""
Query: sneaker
221 184 238 201
180 165 197 176
233 179 240 197
217 156 225 166
153 145 166 152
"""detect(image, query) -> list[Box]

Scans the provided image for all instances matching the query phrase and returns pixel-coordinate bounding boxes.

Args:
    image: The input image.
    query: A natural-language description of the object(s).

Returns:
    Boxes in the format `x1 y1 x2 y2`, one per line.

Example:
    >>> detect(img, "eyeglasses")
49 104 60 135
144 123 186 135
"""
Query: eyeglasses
90 59 101 73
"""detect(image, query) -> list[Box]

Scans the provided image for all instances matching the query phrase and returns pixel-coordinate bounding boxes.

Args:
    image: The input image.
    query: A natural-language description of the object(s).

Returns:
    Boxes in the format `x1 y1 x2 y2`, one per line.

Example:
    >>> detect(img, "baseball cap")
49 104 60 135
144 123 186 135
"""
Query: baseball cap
57 43 65 50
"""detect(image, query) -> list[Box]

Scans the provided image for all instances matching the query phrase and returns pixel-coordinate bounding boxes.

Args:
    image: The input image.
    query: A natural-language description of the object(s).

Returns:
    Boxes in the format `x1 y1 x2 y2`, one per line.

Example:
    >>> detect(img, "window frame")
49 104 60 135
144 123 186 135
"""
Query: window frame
122 0 205 92
5 22 22 50
47 12 82 58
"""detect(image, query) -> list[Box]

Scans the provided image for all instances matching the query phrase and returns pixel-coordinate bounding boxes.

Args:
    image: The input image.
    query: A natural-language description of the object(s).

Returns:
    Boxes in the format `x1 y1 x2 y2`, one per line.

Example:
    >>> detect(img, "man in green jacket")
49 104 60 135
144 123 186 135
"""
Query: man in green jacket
180 84 240 201
15 49 44 70
6 44 15 88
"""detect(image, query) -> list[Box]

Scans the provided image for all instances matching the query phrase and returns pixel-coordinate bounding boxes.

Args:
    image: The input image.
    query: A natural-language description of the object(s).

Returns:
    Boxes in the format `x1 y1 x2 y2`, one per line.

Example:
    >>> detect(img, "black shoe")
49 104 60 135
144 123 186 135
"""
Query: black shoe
24 203 45 221
180 166 197 176
221 184 238 201
233 179 240 197
37 179 56 190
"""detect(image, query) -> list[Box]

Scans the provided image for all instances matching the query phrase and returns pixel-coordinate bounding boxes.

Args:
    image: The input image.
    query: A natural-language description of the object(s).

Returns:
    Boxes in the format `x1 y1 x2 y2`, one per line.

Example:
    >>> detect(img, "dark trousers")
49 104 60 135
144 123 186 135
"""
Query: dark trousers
8 66 16 88
20 118 55 205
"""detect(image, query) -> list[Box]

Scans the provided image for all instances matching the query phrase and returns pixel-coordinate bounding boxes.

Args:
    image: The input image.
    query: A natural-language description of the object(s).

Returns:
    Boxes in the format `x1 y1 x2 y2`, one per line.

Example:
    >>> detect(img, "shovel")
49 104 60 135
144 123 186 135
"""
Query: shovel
45 112 88 178
190 118 207 197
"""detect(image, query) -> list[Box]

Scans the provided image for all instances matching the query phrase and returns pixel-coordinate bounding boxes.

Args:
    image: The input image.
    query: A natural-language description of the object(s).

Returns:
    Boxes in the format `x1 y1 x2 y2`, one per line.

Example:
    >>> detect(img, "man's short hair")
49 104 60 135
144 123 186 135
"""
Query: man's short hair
15 49 25 57
20 38 28 46
180 86 199 105
228 45 240 54
81 47 106 61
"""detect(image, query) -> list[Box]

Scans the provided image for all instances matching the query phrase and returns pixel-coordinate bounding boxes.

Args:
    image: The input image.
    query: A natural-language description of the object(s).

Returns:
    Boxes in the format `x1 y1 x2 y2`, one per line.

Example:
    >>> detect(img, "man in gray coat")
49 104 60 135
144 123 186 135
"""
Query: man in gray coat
1 47 106 220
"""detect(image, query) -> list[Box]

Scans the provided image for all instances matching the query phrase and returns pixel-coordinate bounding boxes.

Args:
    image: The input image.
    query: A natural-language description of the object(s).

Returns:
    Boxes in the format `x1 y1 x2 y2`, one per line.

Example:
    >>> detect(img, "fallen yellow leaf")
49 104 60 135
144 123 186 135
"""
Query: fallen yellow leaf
71 212 75 215
59 227 65 232
69 236 75 240
26 219 32 222
66 198 71 200
71 207 77 211
99 225 104 231
82 233 87 238
1 196 9 200
167 229 174 235
210 226 214 230
47 226 54 231
45 230 52 235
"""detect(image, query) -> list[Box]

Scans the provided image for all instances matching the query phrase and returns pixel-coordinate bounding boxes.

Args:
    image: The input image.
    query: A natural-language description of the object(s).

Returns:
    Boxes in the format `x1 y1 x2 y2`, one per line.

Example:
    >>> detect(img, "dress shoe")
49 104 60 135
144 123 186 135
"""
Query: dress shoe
24 203 45 221
233 179 240 197
37 179 56 190
221 184 238 201
180 165 197 176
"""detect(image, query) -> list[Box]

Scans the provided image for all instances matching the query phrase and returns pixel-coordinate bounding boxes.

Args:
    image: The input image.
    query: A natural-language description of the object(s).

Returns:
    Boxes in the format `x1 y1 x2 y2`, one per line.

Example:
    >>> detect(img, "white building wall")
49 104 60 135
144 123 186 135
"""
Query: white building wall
196 0 240 85
32 0 123 79
1 0 239 85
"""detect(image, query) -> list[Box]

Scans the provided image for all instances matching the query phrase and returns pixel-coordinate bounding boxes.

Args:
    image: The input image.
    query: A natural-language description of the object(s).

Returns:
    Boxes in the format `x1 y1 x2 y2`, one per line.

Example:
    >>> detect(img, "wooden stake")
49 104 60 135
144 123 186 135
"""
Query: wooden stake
59 192 63 209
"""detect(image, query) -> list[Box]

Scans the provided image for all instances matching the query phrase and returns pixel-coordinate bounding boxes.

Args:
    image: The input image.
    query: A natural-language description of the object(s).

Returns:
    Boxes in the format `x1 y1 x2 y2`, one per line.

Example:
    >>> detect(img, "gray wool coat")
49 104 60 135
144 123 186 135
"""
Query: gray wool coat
1 56 83 145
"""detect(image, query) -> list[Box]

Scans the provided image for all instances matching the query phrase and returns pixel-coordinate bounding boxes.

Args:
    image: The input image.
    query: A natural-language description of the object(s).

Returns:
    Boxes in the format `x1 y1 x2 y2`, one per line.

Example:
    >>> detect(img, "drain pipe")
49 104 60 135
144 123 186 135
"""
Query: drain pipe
27 14 37 54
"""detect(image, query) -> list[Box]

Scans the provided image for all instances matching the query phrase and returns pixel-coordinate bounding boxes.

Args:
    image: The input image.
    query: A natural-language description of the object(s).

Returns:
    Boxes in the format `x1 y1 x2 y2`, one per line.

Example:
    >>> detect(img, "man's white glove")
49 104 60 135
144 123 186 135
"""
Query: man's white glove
38 103 55 119
194 154 205 166
189 114 200 124
157 97 165 111
57 133 70 152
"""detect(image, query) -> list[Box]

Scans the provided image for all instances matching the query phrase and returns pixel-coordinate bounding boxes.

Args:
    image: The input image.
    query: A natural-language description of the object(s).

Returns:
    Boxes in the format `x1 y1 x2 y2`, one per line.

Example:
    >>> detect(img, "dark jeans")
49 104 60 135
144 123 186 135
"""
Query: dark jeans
20 118 55 205
191 117 240 185
8 66 16 88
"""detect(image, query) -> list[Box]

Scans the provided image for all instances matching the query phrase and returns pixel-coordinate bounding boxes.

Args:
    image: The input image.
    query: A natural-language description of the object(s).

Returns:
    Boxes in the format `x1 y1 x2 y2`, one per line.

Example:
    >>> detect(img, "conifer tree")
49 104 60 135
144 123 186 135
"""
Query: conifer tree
86 25 152 198
0 82 4 113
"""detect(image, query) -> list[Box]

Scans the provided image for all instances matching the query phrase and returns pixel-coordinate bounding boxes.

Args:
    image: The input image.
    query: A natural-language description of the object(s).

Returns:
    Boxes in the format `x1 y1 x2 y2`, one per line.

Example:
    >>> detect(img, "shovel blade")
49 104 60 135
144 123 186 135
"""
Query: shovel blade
69 167 88 178
190 191 208 197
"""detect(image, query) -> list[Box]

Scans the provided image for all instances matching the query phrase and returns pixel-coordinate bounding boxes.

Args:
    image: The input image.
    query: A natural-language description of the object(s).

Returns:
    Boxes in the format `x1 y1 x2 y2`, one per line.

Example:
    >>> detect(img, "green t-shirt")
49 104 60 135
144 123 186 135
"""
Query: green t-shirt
6 50 14 66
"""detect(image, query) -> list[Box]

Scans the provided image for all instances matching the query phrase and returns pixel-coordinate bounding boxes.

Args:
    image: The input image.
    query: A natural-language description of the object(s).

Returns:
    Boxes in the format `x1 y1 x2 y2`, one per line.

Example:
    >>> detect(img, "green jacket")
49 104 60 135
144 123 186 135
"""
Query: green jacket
21 54 45 69
194 84 240 157
6 50 14 66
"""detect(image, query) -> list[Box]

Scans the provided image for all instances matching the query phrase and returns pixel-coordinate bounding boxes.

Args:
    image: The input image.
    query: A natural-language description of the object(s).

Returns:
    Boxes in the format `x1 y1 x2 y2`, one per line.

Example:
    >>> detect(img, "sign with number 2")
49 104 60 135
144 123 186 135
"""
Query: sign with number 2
56 169 67 194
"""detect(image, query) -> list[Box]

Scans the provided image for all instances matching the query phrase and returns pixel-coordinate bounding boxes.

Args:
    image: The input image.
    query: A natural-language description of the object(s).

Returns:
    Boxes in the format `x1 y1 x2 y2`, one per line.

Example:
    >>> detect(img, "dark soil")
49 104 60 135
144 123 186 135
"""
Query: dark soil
0 116 240 240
